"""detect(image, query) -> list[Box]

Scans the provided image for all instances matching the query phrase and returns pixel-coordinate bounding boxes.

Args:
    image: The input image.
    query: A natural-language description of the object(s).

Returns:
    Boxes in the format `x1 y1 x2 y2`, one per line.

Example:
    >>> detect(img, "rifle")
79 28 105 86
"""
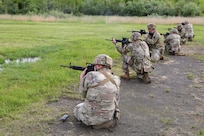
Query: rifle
105 37 131 45
60 63 95 75
160 32 170 37
127 29 147 35
175 22 185 25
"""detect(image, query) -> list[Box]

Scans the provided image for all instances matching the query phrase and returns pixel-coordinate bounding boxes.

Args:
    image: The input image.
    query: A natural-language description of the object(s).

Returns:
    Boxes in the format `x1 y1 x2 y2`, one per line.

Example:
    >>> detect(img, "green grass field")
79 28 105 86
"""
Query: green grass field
0 17 204 119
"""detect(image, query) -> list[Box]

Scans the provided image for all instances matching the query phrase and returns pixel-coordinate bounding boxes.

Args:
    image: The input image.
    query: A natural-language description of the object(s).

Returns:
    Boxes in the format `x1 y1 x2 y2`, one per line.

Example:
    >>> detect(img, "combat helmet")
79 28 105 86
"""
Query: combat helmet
177 24 183 29
147 23 156 29
94 54 113 68
170 28 179 34
184 20 189 24
131 32 142 41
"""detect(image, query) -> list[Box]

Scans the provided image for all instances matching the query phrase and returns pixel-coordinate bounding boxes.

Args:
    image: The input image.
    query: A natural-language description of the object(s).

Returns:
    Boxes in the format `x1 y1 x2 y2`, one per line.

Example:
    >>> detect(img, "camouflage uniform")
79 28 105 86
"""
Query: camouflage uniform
115 44 130 75
145 23 163 62
74 54 120 126
164 28 181 55
183 20 194 41
115 32 152 83
177 24 187 45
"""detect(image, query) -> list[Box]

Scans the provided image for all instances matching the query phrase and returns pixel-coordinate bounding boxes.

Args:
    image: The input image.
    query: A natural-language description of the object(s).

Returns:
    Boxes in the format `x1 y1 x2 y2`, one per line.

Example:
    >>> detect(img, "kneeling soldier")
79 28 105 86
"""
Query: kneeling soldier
74 54 121 129
112 32 153 83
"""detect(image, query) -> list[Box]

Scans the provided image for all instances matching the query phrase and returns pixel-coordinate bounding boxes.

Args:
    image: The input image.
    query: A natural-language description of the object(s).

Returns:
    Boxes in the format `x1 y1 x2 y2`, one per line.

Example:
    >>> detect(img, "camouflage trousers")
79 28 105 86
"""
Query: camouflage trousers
165 44 181 54
74 102 114 126
122 55 152 75
150 49 160 62
185 33 194 41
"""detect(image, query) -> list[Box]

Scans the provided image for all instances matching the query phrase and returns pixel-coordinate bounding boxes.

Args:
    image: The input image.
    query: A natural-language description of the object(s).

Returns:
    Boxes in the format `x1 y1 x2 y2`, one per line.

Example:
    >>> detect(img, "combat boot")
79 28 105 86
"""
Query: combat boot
120 72 130 80
137 72 143 80
160 55 164 60
188 37 193 41
143 72 151 84
181 39 186 45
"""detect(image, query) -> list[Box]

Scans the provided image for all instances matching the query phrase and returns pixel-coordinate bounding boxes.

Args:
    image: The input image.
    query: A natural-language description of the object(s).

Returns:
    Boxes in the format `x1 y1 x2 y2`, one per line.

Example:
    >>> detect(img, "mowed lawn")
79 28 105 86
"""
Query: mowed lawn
0 18 203 119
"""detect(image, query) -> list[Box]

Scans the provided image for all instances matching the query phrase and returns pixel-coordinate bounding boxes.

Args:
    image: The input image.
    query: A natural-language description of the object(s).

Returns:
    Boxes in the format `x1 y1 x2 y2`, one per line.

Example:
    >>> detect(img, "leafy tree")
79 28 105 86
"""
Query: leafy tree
123 0 146 16
1 0 18 14
0 0 202 16
15 0 31 14
182 2 200 16
156 1 175 16
109 1 125 15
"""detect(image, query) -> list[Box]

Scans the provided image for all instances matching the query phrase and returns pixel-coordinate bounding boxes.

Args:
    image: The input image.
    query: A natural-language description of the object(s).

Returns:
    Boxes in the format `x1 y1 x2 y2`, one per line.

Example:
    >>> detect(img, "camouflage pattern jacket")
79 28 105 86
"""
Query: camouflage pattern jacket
183 23 194 37
164 33 181 52
116 40 152 73
145 31 162 50
164 33 180 46
78 68 120 125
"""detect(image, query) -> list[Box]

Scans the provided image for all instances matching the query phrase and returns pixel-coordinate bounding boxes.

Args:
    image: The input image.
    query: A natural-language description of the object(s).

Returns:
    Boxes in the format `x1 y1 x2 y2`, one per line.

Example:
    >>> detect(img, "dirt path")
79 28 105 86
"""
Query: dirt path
47 45 204 136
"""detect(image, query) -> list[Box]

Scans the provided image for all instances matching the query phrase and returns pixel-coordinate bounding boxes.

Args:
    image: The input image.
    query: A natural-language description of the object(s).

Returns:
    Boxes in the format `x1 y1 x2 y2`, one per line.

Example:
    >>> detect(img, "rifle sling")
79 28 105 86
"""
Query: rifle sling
99 70 120 117
88 78 110 89
99 70 119 90
88 70 118 90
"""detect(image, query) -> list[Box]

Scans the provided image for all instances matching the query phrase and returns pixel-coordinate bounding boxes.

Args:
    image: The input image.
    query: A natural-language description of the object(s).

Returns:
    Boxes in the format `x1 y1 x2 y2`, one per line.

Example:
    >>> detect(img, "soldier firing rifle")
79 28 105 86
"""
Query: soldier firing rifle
60 63 95 75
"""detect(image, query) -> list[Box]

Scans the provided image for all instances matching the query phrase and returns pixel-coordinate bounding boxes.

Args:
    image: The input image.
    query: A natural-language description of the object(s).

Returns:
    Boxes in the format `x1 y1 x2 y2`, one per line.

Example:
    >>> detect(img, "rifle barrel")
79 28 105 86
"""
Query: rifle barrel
105 39 112 41
60 65 69 67
60 65 85 71
127 30 138 32
70 66 85 71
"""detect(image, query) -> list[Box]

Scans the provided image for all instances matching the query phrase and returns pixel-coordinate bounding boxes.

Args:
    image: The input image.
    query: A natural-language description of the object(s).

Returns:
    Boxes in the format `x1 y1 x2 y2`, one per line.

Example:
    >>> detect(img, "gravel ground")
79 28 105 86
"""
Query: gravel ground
47 44 204 136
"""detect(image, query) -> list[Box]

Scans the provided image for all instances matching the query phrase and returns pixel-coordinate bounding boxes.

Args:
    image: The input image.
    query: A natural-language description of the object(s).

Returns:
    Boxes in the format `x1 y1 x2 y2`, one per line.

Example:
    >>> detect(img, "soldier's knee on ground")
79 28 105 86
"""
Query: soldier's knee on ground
151 50 160 62
151 57 160 62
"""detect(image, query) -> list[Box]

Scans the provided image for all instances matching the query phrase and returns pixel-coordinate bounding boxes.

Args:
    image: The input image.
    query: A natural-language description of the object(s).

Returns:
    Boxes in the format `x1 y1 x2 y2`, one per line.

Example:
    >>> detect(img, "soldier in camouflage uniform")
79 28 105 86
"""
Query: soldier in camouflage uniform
144 23 163 62
112 32 153 83
183 20 194 41
74 54 120 129
177 24 187 45
164 28 181 55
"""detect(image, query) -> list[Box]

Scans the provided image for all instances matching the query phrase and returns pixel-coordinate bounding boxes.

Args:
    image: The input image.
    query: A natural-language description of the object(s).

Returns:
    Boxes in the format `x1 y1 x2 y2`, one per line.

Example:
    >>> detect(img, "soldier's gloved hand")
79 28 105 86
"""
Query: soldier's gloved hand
112 38 117 45
143 34 148 39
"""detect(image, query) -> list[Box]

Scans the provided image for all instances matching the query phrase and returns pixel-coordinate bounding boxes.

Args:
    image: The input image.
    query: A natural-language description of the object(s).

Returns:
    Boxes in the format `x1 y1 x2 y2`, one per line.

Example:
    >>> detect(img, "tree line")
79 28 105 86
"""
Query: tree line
0 0 203 17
